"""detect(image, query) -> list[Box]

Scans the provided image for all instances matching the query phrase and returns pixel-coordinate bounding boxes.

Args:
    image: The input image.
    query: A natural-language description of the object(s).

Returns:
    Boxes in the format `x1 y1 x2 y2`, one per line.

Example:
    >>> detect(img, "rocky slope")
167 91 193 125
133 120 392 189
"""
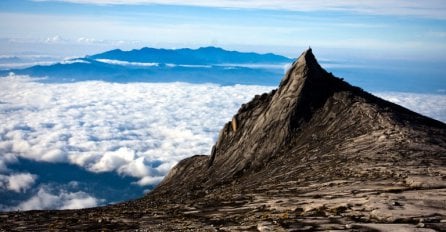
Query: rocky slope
1 49 446 231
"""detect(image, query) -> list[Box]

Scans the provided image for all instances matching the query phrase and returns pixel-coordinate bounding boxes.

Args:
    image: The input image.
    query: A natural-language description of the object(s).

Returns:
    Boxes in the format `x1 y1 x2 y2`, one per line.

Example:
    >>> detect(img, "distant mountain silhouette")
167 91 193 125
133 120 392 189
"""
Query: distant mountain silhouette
0 47 292 85
89 46 291 65
1 49 445 231
0 56 22 63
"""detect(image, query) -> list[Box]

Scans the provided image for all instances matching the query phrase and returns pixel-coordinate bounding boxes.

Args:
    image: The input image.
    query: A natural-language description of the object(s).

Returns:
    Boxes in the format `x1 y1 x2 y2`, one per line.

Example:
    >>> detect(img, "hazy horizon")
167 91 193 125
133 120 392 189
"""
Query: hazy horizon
1 1 445 60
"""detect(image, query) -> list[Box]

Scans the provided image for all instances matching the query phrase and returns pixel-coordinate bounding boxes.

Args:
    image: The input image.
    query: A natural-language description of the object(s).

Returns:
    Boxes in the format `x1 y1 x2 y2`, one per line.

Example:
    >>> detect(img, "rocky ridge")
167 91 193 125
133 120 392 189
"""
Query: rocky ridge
1 49 446 231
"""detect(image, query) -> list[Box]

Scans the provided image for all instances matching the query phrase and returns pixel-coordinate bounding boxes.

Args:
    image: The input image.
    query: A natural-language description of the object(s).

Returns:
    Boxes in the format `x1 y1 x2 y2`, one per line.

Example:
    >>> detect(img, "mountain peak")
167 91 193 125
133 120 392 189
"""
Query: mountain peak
206 49 346 176
293 48 318 68
299 48 324 71
157 48 445 190
159 49 354 184
298 47 314 62
197 46 224 51
279 47 328 89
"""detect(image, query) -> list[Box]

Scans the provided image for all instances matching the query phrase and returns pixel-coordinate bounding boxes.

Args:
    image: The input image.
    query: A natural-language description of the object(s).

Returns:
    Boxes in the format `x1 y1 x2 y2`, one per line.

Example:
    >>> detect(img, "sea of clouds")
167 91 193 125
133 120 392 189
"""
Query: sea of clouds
0 74 445 210
0 75 273 210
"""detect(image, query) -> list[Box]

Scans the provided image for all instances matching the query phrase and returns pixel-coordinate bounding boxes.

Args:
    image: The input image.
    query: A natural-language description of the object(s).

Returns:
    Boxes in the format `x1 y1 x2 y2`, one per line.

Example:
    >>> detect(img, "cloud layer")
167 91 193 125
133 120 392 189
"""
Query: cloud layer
0 75 273 188
33 0 446 19
0 75 445 210
0 173 37 193
11 187 100 211
375 92 446 123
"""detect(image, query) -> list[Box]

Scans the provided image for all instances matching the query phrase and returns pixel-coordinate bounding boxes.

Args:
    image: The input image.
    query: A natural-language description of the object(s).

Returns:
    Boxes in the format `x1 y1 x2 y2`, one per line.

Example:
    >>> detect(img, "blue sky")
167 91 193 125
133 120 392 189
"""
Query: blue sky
0 0 445 60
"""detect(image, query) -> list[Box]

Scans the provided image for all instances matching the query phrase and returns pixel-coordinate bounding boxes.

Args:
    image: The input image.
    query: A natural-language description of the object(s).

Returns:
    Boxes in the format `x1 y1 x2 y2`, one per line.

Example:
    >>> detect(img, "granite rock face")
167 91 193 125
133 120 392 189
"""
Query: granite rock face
1 49 446 231
156 49 446 196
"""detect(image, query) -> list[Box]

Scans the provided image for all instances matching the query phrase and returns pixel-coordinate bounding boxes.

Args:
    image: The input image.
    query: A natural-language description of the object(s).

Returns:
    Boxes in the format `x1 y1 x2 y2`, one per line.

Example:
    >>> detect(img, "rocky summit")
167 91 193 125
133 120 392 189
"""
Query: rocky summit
1 49 446 231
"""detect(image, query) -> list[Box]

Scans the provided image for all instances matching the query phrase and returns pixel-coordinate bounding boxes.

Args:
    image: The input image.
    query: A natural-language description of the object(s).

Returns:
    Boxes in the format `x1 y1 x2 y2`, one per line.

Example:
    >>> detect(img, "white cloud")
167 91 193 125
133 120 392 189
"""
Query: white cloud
96 59 158 67
60 59 90 65
135 176 164 186
0 173 37 193
0 153 18 172
376 92 446 123
0 61 57 69
45 35 66 44
32 0 446 19
119 157 150 178
59 193 99 209
11 187 100 210
96 59 215 69
0 75 272 186
0 55 62 70
91 147 136 173
76 37 102 44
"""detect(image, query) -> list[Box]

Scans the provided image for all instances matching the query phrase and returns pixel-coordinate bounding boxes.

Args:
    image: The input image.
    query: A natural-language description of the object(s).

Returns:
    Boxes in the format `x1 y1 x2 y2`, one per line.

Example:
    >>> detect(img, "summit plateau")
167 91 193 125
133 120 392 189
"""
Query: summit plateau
1 49 446 231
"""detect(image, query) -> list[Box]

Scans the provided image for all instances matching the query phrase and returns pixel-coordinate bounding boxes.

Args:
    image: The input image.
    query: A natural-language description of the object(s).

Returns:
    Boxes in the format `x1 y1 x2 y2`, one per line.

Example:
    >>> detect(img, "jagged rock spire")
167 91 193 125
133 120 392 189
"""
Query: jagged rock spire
158 48 446 192
206 48 349 180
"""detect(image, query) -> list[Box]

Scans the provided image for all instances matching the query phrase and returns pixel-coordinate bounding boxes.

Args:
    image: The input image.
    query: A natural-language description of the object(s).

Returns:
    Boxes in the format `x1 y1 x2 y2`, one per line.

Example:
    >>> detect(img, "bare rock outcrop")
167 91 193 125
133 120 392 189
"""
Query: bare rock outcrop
155 49 446 198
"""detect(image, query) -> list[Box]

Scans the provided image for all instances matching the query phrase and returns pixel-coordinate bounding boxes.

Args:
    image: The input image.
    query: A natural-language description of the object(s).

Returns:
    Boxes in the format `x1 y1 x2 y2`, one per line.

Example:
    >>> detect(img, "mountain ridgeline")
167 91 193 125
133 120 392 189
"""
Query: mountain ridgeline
1 47 292 85
154 48 445 194
89 46 291 64
1 49 445 231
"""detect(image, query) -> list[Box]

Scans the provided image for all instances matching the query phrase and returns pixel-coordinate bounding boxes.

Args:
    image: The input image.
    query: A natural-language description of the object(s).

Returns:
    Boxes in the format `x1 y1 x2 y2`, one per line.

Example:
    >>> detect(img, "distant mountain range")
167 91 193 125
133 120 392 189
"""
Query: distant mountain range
1 47 292 85
89 46 290 65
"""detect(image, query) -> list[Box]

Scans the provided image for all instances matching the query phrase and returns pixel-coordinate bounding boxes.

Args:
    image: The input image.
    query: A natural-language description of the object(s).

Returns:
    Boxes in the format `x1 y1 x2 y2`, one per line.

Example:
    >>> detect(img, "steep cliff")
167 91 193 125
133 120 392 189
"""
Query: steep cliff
154 49 446 198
